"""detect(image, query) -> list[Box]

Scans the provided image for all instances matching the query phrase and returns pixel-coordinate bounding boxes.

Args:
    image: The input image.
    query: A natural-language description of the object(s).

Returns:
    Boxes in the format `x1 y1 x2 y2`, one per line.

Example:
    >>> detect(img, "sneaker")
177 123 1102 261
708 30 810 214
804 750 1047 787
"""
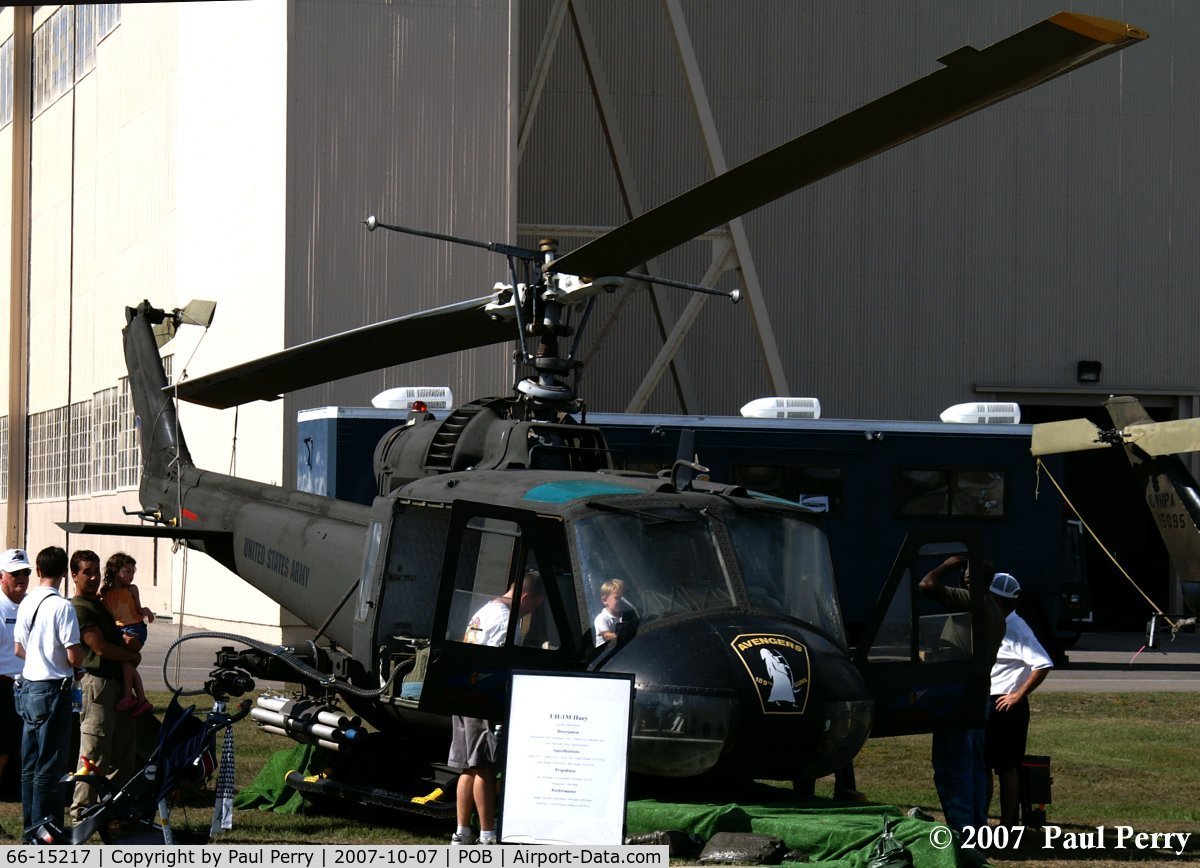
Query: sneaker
115 697 136 713
907 806 936 822
130 699 153 717
450 831 478 846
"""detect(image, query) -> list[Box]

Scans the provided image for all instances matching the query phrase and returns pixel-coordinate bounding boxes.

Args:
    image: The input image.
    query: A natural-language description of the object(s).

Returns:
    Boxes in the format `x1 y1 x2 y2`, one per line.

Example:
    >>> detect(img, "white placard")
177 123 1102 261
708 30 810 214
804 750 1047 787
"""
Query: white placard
501 670 634 845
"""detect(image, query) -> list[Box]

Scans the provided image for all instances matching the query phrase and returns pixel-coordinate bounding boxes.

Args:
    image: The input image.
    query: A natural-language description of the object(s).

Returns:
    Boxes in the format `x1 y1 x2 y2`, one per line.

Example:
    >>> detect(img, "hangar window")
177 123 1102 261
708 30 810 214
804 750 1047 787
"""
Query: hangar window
74 4 120 81
894 469 1005 518
69 400 91 497
33 5 121 116
117 377 138 489
29 406 68 502
33 6 72 116
92 386 118 493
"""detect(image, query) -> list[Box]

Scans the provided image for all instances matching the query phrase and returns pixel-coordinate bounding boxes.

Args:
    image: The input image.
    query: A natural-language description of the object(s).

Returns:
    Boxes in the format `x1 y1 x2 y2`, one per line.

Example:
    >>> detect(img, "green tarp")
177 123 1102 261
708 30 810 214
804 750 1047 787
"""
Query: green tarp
626 800 980 867
234 744 324 815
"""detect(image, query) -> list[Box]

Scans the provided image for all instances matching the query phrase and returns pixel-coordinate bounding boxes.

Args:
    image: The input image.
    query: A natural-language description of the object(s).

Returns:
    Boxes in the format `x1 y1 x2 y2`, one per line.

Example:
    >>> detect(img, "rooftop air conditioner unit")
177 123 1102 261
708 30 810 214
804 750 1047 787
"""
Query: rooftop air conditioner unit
940 402 1021 425
740 397 821 420
372 386 455 411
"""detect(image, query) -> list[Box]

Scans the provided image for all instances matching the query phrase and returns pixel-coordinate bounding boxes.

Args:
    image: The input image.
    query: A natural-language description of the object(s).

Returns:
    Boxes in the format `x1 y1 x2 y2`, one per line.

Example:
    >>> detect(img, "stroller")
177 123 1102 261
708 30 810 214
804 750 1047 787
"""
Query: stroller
29 695 251 845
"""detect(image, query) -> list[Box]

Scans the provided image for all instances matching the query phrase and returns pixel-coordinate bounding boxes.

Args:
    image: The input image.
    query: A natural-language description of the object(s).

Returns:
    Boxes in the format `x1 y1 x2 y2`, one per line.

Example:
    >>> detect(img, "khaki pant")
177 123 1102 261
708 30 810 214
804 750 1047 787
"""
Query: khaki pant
70 673 135 817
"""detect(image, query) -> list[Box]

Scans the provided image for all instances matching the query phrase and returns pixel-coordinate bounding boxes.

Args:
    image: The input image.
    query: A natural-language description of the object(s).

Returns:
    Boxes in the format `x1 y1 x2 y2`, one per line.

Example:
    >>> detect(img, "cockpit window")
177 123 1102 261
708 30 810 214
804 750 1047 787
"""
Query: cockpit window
725 512 847 648
574 507 734 640
446 516 559 650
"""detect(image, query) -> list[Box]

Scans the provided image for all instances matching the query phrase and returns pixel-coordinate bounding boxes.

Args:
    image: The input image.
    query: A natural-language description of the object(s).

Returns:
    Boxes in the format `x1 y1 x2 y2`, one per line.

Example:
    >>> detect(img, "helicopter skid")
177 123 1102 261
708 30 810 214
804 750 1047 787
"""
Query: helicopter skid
285 770 458 821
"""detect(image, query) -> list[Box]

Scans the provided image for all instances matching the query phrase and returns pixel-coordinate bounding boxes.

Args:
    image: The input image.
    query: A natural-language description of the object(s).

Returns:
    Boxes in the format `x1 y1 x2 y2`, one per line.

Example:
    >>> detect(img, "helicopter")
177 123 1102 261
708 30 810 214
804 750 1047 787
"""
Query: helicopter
1031 396 1200 625
63 11 1144 808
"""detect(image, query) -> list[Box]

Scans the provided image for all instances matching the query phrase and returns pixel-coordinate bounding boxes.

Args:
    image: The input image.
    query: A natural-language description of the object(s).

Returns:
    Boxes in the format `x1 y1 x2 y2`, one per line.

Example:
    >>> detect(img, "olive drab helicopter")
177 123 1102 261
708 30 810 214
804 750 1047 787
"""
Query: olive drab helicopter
64 12 1144 810
1032 396 1200 630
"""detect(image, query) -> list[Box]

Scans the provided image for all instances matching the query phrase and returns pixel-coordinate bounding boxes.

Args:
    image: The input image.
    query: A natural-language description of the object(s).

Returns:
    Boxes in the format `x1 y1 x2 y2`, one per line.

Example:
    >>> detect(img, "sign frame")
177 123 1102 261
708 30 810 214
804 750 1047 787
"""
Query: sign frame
500 669 635 845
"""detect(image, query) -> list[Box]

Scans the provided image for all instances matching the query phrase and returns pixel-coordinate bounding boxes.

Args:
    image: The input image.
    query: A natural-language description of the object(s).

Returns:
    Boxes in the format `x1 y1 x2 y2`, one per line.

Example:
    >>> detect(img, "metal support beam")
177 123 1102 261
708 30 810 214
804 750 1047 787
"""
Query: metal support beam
7 6 32 547
517 0 568 162
662 0 790 397
567 0 697 411
625 240 733 412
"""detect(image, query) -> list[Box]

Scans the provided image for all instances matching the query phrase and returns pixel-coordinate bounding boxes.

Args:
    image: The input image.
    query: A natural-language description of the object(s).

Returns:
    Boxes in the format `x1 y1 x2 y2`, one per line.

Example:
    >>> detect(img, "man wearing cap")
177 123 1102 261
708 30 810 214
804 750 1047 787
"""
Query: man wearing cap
919 555 1006 835
985 571 1053 828
0 548 32 794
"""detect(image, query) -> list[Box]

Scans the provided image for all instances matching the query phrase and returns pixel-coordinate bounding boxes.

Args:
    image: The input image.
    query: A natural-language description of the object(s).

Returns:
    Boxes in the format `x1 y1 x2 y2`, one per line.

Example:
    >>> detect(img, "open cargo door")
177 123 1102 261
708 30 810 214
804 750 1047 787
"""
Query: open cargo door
419 502 579 720
853 530 992 737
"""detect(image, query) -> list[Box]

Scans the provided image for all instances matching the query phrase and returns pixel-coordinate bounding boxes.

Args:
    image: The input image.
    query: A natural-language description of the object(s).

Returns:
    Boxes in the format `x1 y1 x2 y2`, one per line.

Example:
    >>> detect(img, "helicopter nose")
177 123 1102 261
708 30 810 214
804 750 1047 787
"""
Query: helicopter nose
602 615 874 779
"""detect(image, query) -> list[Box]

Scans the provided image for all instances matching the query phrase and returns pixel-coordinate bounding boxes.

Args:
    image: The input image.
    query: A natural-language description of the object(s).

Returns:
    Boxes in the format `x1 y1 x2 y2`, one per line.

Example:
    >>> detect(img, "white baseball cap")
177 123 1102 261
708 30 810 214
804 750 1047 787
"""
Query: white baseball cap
989 572 1021 599
0 548 32 573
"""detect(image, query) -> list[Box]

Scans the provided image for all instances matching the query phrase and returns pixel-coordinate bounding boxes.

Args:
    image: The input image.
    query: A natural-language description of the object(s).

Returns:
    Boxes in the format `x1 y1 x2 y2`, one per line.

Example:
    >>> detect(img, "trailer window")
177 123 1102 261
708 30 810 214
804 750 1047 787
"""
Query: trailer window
731 464 844 515
894 469 1005 518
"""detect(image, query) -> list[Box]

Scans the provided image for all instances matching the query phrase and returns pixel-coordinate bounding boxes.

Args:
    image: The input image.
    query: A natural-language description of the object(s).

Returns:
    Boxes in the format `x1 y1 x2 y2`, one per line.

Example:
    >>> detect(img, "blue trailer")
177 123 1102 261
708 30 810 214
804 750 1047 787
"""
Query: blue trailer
296 407 1086 652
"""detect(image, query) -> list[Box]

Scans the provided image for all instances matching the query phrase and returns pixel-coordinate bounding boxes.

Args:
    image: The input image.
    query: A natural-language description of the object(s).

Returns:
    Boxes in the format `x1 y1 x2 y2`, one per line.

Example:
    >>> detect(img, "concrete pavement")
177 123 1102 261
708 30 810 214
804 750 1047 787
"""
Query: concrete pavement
1043 629 1200 692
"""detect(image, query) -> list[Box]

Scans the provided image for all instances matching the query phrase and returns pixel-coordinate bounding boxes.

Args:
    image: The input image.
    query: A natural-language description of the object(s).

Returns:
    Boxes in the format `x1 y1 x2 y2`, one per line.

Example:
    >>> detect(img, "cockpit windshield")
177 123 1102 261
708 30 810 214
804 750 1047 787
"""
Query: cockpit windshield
725 511 847 648
573 506 734 641
573 503 846 648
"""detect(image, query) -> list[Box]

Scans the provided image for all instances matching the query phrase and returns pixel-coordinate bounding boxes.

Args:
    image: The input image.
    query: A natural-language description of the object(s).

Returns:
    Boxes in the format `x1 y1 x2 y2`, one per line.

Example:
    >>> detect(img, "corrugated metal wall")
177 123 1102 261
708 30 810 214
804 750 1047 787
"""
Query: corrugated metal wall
517 0 1198 420
284 0 515 447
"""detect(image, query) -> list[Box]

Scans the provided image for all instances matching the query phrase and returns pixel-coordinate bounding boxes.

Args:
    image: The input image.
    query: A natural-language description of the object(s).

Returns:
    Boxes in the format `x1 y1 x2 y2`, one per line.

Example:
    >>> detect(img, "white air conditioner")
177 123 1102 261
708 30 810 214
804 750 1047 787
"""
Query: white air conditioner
372 386 455 411
939 401 1021 425
740 397 822 420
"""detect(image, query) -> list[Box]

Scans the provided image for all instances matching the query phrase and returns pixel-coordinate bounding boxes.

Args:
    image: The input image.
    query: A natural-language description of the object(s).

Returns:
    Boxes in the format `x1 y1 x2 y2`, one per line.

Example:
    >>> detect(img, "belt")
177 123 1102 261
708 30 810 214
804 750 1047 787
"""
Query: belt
20 676 73 684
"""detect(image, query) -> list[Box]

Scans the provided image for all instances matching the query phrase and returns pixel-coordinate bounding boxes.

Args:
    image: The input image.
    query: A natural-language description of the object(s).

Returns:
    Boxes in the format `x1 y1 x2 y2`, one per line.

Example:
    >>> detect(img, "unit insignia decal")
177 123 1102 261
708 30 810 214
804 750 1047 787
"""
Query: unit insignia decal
730 633 811 715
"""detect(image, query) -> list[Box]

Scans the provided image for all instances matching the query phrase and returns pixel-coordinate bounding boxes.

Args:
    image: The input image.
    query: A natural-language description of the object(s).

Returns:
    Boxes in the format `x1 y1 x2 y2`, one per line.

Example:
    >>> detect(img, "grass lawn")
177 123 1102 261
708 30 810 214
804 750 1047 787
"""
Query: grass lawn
0 690 1196 864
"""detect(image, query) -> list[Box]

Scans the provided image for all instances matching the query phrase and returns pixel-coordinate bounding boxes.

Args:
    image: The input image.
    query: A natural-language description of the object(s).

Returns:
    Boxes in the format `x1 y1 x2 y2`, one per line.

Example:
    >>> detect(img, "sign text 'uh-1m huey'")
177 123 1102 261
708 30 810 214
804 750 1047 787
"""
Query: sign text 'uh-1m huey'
70 12 1143 807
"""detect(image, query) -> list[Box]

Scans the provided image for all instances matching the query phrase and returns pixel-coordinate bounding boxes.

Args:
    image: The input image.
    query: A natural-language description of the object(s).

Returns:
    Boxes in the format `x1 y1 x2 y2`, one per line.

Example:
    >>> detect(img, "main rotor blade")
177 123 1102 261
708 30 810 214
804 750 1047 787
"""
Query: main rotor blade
170 295 511 408
552 12 1147 279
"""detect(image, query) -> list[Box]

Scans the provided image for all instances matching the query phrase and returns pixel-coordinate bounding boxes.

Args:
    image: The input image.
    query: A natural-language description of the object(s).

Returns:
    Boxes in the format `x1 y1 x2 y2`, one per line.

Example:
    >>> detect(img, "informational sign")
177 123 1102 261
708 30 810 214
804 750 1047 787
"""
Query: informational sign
501 670 635 845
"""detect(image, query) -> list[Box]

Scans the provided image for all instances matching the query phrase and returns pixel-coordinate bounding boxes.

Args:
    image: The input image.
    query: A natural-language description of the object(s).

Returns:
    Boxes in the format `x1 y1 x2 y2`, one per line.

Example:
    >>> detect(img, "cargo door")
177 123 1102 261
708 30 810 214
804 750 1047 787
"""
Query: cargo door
419 501 578 720
853 530 993 737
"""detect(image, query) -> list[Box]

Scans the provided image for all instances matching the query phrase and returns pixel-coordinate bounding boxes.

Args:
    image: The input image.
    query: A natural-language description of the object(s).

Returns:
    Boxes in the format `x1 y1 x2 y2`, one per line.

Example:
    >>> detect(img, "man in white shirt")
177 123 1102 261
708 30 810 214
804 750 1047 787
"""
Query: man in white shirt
14 546 82 838
0 548 31 793
450 569 544 845
985 572 1053 828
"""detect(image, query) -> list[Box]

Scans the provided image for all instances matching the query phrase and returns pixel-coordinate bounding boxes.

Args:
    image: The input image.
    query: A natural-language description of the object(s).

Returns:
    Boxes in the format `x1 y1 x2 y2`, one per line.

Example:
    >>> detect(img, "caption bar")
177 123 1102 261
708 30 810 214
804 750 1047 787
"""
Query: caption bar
0 846 670 868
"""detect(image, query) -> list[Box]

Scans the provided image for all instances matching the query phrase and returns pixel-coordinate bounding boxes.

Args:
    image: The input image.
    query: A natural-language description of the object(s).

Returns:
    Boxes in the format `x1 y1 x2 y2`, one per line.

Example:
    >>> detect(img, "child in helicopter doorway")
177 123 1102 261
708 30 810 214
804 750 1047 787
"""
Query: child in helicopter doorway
101 552 155 716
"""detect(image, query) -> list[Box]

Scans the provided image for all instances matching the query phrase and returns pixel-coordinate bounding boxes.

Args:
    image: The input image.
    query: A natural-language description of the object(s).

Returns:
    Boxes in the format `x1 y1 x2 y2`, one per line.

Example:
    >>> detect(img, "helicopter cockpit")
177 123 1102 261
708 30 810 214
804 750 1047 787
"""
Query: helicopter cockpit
396 485 872 779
